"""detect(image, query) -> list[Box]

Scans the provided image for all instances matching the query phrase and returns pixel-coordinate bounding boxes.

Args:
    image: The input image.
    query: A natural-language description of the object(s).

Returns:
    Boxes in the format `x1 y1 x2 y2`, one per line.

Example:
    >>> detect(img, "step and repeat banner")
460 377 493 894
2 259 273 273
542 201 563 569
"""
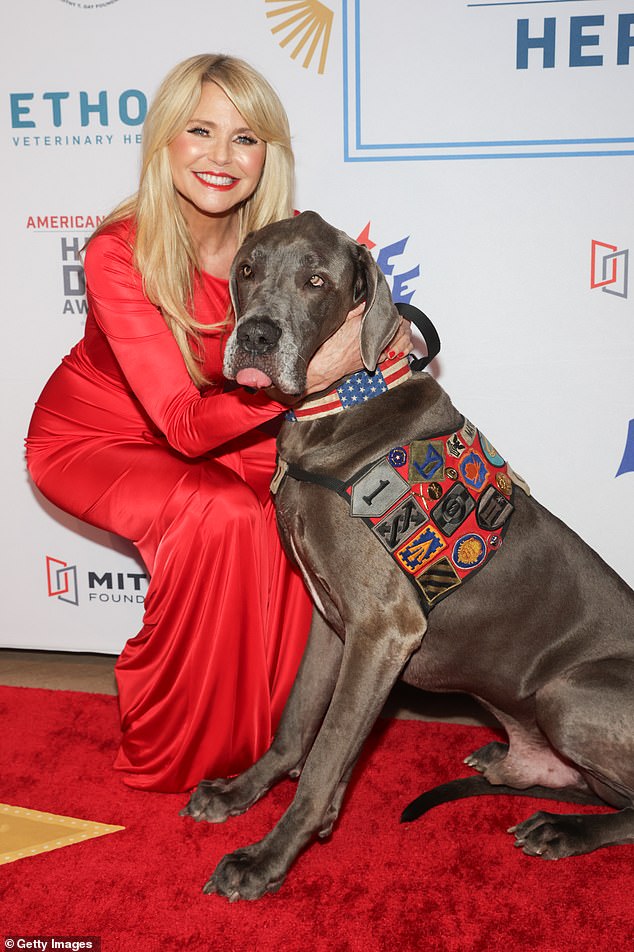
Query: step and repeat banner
2 0 632 653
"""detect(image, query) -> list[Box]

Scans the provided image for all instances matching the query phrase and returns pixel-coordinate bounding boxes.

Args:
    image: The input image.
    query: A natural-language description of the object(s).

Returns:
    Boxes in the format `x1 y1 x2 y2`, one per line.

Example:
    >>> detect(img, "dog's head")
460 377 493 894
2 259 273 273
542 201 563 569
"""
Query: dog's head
222 210 399 394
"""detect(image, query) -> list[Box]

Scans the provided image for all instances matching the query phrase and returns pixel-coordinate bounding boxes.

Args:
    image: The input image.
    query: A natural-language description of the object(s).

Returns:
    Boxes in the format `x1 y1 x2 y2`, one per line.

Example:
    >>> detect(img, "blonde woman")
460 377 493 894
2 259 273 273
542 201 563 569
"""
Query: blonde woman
26 54 410 793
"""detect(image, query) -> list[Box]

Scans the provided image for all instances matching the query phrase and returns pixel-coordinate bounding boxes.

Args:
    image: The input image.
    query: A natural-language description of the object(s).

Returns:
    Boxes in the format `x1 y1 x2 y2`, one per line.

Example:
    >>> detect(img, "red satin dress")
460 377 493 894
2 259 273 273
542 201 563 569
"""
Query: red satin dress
25 218 312 793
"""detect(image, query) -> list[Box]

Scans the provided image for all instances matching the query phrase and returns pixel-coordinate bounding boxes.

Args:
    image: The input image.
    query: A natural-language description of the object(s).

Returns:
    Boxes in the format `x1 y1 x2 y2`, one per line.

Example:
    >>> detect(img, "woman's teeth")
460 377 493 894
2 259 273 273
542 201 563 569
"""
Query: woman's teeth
196 172 236 186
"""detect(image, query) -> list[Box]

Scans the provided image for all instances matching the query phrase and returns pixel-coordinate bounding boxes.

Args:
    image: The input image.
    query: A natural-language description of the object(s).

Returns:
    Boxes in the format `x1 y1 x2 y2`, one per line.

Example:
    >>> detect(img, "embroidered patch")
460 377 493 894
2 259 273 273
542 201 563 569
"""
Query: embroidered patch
388 446 408 468
476 485 514 531
453 533 487 570
395 524 446 575
415 558 462 606
409 440 445 483
431 482 475 537
460 451 488 490
480 434 505 467
447 434 467 458
372 496 428 552
461 419 477 445
307 418 523 615
350 459 409 518
371 424 519 612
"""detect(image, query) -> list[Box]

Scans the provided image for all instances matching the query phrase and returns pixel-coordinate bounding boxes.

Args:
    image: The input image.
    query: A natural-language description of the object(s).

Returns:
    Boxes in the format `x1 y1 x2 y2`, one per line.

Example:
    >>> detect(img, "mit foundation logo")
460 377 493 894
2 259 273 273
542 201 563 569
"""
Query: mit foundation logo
46 555 79 606
45 556 148 607
591 240 629 299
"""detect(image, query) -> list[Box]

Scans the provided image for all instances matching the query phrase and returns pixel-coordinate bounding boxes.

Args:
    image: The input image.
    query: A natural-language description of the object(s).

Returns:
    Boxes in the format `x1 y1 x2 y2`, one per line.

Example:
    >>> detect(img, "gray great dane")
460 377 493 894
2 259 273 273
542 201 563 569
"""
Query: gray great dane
182 210 634 901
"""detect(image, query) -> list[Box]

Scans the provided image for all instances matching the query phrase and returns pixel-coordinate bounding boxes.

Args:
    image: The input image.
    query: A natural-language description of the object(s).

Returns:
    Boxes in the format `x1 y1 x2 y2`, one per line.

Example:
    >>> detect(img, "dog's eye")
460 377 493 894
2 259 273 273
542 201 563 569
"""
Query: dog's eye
240 264 253 279
308 274 325 287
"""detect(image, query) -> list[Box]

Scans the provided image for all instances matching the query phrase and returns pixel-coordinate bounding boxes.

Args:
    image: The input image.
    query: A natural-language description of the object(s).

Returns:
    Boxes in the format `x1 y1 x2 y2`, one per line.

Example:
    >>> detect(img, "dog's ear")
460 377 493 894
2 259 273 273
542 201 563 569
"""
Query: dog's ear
353 243 400 371
228 257 242 319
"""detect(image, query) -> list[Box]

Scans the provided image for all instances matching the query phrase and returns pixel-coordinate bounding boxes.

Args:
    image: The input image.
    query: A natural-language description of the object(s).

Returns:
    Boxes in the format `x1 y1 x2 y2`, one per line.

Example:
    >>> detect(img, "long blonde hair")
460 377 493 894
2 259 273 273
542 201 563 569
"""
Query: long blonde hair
92 54 295 386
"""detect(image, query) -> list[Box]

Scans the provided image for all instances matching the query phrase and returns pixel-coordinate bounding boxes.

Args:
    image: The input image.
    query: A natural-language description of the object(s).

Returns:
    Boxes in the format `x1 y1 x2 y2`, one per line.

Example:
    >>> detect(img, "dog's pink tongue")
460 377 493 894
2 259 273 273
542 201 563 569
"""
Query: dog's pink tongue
236 368 272 389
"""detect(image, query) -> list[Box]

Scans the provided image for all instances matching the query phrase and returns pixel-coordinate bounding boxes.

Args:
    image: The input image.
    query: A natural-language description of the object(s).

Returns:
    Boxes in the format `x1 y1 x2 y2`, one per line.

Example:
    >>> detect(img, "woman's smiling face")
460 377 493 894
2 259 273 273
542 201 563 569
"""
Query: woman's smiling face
168 82 267 222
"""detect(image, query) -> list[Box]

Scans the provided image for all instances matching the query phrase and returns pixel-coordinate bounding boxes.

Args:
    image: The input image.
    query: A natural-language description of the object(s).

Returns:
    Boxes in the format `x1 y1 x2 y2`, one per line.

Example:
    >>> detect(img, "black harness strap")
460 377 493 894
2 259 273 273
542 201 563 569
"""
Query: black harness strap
395 303 441 372
283 458 382 501
284 461 349 499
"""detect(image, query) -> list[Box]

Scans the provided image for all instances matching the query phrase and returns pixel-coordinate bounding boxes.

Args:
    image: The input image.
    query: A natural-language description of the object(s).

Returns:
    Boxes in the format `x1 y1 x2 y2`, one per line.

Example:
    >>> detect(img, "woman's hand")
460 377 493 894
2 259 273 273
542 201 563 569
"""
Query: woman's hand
303 302 366 395
266 304 415 404
378 314 414 364
303 305 414 396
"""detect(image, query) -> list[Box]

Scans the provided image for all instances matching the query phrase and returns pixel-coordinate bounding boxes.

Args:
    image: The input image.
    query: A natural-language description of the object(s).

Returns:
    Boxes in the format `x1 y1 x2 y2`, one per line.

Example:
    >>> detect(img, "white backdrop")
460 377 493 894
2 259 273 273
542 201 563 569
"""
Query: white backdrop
2 0 632 654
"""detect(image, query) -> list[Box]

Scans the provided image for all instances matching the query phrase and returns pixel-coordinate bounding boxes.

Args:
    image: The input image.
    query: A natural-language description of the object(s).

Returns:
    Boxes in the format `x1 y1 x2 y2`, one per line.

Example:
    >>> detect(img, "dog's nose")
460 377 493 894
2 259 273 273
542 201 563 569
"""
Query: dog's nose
236 317 282 356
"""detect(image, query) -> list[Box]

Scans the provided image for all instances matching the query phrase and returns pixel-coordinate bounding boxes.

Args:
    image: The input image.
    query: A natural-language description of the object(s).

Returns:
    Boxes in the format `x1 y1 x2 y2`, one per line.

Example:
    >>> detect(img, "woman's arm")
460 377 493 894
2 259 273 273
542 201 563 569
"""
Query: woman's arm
85 230 288 458
85 229 413 455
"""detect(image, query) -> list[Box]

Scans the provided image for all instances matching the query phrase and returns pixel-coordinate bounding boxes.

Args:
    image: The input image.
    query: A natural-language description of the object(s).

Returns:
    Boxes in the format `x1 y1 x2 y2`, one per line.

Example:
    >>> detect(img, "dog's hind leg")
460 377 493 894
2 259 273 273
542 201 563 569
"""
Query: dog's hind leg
405 659 634 856
536 658 634 805
182 610 343 824
508 657 634 859
204 620 424 900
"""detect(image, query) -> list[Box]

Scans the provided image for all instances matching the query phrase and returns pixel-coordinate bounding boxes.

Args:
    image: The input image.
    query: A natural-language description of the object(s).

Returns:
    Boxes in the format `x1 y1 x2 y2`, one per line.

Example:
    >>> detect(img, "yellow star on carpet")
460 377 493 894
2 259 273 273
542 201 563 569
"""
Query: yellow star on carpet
0 803 124 865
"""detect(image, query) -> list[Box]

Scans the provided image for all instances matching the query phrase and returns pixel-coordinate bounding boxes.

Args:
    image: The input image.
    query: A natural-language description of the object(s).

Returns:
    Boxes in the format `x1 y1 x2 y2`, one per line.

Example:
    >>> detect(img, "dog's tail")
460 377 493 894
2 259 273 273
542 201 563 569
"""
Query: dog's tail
400 776 605 823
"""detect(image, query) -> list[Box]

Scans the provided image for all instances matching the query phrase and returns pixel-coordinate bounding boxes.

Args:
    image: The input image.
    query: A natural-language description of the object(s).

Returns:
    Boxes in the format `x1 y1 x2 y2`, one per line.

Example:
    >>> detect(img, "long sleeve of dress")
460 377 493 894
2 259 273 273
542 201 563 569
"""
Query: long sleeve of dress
83 230 286 458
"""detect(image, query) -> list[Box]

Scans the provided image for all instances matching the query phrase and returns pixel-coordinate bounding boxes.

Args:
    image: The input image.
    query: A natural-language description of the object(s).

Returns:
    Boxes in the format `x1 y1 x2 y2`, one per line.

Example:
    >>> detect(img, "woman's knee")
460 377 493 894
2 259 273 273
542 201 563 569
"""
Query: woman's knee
194 467 265 532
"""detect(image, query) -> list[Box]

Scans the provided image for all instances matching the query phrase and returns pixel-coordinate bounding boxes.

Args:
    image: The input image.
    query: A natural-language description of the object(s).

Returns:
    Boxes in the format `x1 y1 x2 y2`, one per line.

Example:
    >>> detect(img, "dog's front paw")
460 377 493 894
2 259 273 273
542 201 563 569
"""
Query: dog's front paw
203 842 287 901
181 778 253 824
508 811 590 859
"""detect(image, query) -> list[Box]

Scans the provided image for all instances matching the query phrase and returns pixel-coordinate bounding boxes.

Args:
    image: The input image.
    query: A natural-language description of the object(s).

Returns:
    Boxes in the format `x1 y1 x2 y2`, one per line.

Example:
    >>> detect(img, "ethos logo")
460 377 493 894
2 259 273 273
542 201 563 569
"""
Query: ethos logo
591 239 629 299
10 90 146 128
10 89 146 148
46 556 148 607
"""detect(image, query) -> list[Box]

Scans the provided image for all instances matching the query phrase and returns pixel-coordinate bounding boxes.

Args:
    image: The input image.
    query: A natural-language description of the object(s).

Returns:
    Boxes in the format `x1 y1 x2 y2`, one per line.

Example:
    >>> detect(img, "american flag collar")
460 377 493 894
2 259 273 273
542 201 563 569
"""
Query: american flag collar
286 355 412 422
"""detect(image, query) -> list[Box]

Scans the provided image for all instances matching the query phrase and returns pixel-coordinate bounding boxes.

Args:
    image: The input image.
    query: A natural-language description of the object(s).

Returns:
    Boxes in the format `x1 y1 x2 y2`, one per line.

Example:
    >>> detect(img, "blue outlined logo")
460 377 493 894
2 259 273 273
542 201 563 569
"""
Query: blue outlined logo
342 0 634 162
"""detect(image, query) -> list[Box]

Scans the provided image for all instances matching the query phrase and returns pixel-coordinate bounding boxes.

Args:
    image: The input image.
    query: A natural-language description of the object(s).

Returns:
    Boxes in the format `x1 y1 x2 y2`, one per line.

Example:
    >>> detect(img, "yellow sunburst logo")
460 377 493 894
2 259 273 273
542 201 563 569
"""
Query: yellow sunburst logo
266 0 334 75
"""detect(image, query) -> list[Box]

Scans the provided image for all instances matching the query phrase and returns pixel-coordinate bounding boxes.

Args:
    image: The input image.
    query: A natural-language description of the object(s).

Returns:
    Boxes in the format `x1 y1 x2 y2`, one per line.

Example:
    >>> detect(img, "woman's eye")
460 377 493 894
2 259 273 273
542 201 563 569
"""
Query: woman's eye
240 264 253 279
308 275 325 287
235 134 258 146
187 126 209 137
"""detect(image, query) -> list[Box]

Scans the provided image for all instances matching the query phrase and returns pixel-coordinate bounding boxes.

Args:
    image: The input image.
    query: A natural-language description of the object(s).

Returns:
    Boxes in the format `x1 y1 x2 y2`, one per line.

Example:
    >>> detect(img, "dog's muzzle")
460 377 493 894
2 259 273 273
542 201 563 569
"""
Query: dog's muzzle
236 317 281 357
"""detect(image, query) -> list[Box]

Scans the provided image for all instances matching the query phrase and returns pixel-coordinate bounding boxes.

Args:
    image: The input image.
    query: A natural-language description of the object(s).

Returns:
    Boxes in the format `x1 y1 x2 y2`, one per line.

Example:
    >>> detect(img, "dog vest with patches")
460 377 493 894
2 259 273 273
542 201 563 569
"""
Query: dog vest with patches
272 356 528 615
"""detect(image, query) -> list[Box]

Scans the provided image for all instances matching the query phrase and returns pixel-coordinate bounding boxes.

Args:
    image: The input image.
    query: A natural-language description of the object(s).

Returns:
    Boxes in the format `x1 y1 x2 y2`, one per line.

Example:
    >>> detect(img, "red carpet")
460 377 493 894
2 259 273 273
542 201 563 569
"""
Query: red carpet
1 686 632 951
